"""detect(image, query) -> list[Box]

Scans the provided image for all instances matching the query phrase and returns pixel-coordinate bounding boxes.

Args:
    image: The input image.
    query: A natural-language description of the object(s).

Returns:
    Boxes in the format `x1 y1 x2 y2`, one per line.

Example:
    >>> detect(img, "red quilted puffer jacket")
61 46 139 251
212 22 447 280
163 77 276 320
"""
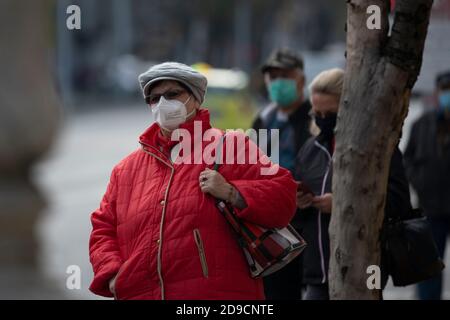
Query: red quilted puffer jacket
89 109 297 300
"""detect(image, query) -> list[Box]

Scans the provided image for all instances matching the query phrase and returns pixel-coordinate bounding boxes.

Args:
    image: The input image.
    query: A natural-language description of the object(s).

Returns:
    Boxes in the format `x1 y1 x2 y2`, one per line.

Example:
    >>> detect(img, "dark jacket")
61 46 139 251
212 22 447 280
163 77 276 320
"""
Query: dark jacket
252 100 312 175
294 134 412 285
404 111 450 217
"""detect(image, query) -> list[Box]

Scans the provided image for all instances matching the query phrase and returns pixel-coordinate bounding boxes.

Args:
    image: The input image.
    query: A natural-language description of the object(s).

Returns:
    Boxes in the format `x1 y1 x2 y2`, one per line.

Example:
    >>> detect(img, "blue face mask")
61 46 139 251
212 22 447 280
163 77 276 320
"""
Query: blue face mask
438 91 450 111
268 79 299 107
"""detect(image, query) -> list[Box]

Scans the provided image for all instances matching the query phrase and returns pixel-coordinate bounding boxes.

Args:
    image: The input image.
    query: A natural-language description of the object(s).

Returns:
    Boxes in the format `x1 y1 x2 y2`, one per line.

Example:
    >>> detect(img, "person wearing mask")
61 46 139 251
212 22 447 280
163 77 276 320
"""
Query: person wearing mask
404 70 450 300
252 48 312 300
89 62 297 300
295 68 412 300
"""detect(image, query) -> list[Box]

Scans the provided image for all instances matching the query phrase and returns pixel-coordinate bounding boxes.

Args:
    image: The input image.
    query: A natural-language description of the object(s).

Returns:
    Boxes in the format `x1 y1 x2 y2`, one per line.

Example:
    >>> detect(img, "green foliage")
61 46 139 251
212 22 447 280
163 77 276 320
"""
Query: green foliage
203 91 257 130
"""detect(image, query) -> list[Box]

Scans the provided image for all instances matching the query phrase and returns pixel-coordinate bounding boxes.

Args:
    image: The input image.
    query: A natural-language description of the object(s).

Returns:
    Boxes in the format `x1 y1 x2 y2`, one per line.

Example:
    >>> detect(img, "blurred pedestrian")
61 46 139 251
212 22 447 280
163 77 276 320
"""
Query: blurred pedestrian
88 62 297 300
295 68 412 300
252 48 312 300
405 70 450 300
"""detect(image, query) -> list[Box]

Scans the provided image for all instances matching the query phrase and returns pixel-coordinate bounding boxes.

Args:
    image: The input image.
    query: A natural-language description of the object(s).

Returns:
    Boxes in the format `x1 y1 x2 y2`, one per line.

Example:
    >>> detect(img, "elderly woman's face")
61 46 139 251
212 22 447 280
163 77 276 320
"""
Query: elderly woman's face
148 80 198 114
311 93 340 118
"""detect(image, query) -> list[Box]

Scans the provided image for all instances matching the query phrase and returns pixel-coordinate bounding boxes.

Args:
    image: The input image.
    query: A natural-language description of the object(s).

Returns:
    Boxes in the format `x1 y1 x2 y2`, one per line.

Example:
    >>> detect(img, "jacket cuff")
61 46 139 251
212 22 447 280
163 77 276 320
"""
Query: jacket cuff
228 180 256 221
89 259 121 298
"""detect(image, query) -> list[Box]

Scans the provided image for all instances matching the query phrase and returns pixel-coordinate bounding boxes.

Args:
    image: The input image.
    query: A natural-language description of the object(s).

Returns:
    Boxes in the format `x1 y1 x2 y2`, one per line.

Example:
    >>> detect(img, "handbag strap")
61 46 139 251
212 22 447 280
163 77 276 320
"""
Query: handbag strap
213 133 226 172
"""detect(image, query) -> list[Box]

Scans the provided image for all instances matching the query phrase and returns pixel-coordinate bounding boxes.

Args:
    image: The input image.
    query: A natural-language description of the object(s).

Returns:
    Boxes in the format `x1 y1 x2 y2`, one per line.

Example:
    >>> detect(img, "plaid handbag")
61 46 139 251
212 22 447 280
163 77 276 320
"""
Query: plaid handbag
212 134 307 278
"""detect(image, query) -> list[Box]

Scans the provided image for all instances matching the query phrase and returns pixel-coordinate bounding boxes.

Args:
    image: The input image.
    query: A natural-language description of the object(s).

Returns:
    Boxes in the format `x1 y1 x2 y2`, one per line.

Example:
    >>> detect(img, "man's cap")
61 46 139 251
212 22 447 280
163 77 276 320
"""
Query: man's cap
436 70 450 89
138 62 208 104
261 48 304 74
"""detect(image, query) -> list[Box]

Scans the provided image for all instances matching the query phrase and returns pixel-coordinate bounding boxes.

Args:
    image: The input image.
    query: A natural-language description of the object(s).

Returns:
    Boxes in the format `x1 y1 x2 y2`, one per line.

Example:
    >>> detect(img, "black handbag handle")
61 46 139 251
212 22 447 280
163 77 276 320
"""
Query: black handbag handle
212 133 226 172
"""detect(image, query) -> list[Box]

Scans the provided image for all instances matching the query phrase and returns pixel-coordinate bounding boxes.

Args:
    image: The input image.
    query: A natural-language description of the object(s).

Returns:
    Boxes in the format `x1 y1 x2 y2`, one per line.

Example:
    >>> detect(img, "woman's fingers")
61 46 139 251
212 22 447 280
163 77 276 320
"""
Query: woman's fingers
199 170 210 182
199 168 216 181
200 178 210 188
200 180 212 193
311 194 332 213
199 169 226 184
296 192 313 209
297 192 312 201
109 275 117 296
311 196 324 208
199 169 226 198
198 169 232 201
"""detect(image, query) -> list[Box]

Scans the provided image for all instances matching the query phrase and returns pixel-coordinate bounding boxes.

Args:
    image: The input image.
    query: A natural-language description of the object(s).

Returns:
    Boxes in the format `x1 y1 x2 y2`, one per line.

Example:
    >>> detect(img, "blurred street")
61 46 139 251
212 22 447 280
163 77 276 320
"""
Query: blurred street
34 102 450 300
35 104 150 299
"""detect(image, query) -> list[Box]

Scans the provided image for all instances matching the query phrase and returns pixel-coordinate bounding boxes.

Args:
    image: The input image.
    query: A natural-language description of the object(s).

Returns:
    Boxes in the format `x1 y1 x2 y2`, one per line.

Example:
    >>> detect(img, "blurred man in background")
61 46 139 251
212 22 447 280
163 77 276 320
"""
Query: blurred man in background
405 70 450 300
252 48 312 300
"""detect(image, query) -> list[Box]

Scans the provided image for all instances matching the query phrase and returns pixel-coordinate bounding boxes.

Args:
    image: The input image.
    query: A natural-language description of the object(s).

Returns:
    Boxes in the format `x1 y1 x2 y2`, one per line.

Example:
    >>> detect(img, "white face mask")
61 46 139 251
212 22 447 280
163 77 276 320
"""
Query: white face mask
152 95 195 131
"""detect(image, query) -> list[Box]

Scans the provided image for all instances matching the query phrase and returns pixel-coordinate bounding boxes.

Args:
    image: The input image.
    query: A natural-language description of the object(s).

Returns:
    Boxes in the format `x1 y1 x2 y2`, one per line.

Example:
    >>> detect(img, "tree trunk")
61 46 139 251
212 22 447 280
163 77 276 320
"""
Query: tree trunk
329 0 433 299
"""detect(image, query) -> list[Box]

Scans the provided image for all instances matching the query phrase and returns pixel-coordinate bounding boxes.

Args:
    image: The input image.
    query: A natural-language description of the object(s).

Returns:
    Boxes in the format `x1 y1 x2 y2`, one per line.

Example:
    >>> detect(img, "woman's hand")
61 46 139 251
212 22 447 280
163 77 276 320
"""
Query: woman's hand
109 275 117 298
312 193 333 214
199 168 233 201
296 191 314 209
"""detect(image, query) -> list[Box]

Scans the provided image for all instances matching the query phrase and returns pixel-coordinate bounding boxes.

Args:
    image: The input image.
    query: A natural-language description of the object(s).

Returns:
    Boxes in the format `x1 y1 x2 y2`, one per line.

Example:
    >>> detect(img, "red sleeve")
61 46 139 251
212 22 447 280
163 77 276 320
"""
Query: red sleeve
223 131 297 229
89 167 122 297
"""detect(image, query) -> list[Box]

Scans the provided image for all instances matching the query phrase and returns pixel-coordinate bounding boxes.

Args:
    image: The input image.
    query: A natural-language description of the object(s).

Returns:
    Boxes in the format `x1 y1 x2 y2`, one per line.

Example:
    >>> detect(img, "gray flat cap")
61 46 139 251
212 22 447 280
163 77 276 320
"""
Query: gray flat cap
138 62 208 104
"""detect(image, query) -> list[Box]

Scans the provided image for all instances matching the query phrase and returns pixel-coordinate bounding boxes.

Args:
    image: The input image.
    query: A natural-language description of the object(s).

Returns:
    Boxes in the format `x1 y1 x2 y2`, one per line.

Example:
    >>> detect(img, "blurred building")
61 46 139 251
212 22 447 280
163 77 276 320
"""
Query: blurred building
55 0 346 106
415 0 450 95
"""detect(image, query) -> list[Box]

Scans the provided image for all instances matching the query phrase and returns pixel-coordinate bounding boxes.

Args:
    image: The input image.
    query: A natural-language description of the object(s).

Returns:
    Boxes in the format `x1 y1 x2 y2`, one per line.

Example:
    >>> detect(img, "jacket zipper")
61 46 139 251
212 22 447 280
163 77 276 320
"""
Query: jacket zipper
314 140 332 284
193 229 209 278
141 146 174 300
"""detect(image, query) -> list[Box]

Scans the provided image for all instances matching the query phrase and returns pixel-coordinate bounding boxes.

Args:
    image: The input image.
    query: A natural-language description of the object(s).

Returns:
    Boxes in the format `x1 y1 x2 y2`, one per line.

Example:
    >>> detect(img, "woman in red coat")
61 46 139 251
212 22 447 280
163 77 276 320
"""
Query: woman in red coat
89 62 297 300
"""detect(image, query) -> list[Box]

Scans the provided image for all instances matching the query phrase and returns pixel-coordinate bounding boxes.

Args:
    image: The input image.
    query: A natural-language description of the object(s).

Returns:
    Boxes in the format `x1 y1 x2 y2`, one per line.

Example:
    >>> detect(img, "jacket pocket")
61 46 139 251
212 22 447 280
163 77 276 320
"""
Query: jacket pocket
193 229 209 278
113 259 129 300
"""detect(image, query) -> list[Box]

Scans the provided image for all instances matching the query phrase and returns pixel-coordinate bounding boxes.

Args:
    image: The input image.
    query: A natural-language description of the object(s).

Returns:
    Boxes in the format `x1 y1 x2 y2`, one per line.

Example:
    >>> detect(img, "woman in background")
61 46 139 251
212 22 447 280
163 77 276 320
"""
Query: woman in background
295 68 412 300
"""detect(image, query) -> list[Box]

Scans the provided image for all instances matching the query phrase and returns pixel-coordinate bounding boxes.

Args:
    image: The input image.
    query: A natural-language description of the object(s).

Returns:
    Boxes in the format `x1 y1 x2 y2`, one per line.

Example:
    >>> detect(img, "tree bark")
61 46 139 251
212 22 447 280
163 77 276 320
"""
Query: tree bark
329 0 433 299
